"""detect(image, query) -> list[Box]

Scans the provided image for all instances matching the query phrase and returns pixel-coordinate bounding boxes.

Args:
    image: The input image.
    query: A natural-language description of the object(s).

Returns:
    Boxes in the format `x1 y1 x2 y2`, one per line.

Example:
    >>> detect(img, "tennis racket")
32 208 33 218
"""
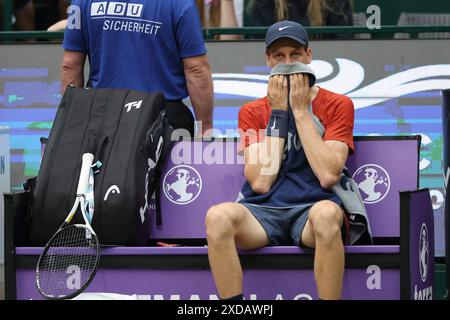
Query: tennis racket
36 153 100 300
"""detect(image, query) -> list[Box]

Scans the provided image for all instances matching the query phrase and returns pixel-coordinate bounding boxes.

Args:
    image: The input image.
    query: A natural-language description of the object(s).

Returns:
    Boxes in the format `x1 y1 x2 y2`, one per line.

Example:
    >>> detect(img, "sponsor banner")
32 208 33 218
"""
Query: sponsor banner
16 267 400 300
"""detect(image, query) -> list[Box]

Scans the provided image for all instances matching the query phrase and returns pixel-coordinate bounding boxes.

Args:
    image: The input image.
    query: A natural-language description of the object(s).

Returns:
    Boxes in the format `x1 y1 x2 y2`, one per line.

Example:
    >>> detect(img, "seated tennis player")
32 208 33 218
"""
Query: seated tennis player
205 20 371 300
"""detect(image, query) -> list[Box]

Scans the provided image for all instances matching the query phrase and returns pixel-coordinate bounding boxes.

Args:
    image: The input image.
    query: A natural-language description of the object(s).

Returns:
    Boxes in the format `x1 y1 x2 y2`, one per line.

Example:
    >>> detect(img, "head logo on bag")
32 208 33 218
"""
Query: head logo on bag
104 185 121 201
163 165 202 205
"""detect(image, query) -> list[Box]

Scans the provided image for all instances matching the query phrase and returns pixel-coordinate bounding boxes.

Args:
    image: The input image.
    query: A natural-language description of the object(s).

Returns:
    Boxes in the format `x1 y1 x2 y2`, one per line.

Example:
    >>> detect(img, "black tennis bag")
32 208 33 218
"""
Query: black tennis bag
30 86 172 246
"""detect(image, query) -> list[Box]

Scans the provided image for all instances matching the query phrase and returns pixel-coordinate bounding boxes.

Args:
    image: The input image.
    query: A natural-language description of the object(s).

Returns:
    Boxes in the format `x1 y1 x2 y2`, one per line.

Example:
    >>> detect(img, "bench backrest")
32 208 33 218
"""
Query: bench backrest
150 136 420 241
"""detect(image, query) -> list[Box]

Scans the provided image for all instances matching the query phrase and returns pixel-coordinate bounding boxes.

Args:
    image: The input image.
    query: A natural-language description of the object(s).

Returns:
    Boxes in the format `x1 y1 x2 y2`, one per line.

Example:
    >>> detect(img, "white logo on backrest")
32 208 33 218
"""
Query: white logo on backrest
104 185 120 201
163 165 202 205
419 223 429 282
352 164 390 204
124 100 142 112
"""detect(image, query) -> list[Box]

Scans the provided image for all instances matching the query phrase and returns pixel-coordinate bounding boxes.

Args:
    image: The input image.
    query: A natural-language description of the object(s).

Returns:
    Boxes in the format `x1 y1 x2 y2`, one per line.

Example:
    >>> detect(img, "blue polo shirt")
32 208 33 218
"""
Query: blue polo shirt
63 0 207 100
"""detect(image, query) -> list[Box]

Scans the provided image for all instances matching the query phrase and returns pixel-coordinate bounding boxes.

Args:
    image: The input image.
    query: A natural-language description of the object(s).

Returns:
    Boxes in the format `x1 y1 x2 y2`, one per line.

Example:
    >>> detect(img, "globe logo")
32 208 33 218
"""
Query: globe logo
163 165 202 205
352 164 390 204
419 223 429 282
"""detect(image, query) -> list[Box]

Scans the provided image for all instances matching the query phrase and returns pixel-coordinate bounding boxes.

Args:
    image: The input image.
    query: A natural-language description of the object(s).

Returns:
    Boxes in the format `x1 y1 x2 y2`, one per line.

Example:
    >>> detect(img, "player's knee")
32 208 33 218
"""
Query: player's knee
309 202 341 240
205 204 236 241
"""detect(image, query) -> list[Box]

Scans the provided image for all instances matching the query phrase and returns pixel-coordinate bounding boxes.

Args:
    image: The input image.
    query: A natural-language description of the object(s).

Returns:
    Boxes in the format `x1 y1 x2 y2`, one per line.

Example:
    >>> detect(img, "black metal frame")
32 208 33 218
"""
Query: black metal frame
442 89 450 300
4 193 17 300
400 191 411 300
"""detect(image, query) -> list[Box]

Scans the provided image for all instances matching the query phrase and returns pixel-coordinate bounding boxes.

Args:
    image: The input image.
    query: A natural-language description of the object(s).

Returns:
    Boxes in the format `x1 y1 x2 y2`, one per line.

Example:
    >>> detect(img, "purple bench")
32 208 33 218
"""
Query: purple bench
151 137 419 241
4 136 435 300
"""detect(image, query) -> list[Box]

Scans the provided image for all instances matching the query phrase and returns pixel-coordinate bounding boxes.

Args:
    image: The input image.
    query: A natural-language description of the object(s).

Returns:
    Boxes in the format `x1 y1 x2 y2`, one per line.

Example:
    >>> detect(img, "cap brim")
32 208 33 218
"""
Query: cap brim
266 35 307 48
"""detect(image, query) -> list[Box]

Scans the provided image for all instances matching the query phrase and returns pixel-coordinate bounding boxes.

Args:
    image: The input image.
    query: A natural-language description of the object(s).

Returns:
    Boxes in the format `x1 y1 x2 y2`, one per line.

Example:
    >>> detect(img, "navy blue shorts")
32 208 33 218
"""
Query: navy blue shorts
241 203 349 247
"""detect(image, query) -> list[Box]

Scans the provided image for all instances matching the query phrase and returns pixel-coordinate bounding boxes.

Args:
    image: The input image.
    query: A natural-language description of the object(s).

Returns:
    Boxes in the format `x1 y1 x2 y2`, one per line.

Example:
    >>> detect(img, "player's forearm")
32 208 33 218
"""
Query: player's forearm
60 65 84 94
184 57 214 134
294 110 342 188
219 0 241 40
244 136 286 194
60 52 86 94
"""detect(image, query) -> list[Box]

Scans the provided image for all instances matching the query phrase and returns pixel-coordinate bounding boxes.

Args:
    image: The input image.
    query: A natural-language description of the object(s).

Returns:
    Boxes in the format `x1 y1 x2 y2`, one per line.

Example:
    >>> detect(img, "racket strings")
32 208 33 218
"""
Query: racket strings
37 225 99 298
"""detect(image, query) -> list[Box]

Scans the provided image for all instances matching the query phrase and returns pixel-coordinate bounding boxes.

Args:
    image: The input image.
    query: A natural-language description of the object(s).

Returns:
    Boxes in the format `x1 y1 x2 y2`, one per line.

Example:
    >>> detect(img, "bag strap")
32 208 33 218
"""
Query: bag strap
155 117 174 226
145 108 174 227
154 171 163 226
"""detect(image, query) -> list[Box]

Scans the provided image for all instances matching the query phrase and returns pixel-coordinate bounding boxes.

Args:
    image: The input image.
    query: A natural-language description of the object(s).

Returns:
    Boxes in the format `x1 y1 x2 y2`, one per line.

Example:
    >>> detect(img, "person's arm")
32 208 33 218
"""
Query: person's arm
243 75 288 194
219 0 241 40
47 19 67 31
177 1 214 135
60 50 86 94
183 54 214 135
244 136 286 194
289 74 349 189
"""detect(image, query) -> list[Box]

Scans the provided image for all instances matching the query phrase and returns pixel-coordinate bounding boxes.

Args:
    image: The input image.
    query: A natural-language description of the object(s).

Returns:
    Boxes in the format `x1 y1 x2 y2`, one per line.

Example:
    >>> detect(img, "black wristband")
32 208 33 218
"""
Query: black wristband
265 109 289 139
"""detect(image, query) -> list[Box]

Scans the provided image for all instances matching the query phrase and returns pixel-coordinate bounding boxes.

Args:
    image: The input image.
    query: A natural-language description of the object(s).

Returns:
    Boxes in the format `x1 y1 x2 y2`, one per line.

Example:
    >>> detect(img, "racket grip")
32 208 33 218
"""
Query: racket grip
77 153 94 195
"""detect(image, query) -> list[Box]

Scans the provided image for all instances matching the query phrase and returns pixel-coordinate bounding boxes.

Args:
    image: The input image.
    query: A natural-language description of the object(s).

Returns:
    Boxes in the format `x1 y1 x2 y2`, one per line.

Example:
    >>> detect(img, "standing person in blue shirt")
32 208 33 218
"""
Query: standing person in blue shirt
60 0 214 136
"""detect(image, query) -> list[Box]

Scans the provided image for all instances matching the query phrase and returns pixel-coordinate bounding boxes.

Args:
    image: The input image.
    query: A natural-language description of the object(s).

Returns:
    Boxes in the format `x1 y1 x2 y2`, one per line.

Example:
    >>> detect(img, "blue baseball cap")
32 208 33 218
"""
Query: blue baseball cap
265 20 309 48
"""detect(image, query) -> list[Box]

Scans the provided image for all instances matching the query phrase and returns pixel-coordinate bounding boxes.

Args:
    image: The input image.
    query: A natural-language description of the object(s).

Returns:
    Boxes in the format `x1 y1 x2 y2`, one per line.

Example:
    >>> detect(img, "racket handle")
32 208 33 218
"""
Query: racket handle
77 153 94 195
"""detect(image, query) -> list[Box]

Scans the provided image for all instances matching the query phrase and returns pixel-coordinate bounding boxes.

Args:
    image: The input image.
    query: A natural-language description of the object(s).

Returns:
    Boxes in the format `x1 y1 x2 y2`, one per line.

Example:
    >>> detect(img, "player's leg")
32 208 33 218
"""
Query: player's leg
205 202 268 299
299 200 345 300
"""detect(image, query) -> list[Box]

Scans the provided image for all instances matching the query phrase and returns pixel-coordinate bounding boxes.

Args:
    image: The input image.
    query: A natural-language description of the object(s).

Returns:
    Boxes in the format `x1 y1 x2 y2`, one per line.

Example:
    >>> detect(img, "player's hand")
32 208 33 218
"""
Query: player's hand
289 73 311 115
267 75 288 110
